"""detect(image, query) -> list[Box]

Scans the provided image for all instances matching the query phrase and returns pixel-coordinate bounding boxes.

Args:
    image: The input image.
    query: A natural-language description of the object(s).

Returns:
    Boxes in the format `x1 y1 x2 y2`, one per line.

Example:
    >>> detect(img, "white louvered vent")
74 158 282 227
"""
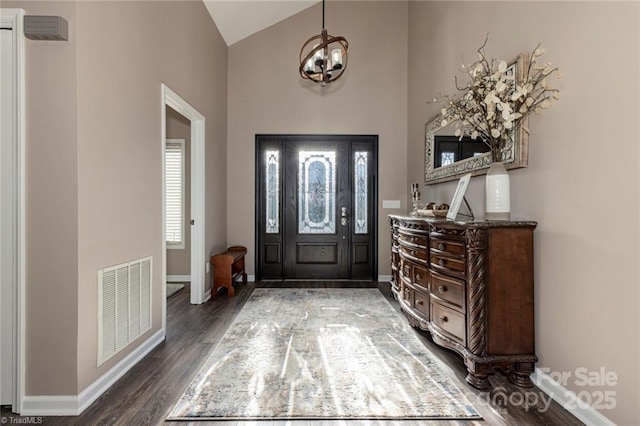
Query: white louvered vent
98 256 152 366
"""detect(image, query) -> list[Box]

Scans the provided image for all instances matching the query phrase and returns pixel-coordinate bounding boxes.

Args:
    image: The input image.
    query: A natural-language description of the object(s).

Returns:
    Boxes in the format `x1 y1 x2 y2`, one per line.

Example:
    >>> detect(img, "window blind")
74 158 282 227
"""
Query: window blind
165 140 185 248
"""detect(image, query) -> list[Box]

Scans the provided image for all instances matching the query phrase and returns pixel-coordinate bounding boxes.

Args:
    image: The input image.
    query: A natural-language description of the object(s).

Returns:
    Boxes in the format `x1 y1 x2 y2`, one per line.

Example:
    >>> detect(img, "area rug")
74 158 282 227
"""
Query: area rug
166 283 185 298
167 288 481 421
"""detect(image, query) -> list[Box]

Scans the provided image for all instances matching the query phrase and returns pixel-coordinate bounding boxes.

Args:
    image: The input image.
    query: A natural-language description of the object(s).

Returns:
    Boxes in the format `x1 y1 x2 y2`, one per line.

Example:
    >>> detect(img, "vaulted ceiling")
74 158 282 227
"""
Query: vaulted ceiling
203 0 319 46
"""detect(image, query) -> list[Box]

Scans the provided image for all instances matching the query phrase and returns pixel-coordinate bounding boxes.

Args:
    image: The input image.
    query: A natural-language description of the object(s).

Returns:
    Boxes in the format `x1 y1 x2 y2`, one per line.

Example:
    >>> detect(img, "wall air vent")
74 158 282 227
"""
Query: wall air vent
24 15 68 41
98 256 152 366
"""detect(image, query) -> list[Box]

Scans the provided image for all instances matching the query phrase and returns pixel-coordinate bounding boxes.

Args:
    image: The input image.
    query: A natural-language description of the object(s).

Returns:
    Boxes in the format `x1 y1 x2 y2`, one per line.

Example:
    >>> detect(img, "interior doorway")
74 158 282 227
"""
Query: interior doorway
165 107 191 298
256 135 378 281
161 84 206 335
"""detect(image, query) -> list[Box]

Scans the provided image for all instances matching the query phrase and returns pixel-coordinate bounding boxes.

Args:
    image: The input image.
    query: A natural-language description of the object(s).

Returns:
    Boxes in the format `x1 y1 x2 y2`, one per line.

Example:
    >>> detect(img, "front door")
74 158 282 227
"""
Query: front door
256 135 377 280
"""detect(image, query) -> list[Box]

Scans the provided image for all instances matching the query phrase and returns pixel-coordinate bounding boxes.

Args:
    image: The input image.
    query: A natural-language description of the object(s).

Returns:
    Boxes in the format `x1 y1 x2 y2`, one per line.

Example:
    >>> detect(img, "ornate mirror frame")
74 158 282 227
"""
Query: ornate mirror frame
425 53 530 185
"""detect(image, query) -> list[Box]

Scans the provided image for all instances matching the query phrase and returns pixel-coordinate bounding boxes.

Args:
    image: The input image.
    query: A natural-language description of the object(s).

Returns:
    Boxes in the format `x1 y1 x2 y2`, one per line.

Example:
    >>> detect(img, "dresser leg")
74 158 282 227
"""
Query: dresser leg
465 369 491 391
508 362 535 388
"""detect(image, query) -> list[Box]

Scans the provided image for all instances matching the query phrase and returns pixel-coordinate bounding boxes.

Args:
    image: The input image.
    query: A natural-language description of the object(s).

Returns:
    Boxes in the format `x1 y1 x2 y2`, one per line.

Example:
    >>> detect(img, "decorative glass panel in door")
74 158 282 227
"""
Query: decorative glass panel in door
265 150 279 234
298 151 336 234
354 151 368 234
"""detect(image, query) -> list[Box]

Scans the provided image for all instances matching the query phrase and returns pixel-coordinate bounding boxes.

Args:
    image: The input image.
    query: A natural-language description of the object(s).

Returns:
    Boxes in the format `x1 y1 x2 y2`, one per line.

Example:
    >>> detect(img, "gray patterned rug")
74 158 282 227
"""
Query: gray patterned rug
167 288 481 421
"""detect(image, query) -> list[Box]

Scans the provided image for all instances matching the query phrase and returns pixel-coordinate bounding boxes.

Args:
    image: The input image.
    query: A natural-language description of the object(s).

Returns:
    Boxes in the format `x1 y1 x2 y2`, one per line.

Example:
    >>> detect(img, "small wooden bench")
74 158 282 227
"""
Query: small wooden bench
210 245 247 297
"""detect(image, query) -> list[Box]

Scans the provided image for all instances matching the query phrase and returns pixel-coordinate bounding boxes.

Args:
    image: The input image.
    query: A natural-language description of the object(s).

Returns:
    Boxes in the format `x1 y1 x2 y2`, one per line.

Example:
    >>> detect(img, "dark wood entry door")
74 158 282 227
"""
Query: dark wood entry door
256 135 377 280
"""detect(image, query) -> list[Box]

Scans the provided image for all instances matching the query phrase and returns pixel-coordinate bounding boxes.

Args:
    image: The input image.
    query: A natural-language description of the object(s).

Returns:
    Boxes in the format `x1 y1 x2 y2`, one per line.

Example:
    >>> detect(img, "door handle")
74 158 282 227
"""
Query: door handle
341 207 348 225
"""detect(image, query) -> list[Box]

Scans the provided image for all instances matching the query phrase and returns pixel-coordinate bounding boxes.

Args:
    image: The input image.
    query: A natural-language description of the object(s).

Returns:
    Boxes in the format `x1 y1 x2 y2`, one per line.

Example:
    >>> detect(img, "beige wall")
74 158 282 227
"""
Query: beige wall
227 1 409 276
166 106 191 277
0 0 81 395
408 2 639 424
6 0 227 396
75 0 228 392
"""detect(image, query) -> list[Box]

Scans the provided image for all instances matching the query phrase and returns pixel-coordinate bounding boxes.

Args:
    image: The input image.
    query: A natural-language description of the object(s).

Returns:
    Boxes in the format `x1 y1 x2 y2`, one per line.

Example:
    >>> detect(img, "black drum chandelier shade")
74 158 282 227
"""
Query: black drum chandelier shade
299 0 348 86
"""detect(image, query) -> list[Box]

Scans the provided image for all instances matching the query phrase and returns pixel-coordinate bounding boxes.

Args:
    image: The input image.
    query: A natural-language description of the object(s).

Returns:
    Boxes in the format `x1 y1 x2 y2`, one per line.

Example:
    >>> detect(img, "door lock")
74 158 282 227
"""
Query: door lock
341 207 348 226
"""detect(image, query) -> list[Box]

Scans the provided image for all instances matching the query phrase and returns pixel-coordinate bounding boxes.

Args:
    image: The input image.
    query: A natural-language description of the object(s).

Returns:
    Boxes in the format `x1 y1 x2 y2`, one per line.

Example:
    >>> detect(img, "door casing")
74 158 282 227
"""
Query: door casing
0 8 25 413
161 84 206 338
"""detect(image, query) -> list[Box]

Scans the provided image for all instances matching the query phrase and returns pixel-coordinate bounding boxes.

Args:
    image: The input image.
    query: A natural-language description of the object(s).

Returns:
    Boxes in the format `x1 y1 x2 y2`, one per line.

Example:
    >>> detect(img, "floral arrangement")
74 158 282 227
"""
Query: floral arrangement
434 38 560 162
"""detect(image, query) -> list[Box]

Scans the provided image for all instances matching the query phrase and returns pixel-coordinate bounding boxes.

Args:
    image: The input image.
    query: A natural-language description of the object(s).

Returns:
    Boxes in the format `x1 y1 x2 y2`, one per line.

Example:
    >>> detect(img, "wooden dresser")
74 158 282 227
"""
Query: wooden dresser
389 215 537 390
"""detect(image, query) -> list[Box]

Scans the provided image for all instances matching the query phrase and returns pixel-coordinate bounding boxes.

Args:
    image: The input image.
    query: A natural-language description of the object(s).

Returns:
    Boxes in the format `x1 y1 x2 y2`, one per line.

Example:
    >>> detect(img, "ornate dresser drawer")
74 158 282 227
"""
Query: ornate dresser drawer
430 252 465 278
431 300 466 345
401 280 414 306
398 228 428 263
399 245 428 262
413 264 429 289
429 235 466 278
429 270 464 311
413 288 430 317
430 237 465 257
397 229 428 248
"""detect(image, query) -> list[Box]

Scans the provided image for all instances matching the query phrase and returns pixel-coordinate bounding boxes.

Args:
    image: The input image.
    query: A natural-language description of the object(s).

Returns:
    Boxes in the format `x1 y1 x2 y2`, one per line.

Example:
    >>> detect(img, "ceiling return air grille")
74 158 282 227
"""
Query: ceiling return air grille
98 256 152 366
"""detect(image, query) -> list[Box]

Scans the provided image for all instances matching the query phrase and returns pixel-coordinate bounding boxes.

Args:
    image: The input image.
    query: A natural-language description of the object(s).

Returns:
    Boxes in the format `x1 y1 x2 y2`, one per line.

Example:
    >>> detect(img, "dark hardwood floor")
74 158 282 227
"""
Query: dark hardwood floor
1 281 582 425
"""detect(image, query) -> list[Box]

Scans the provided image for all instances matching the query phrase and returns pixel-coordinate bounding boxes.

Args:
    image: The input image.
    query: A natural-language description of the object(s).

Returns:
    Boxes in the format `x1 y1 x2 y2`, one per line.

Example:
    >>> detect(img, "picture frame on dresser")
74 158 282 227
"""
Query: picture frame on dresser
446 173 471 220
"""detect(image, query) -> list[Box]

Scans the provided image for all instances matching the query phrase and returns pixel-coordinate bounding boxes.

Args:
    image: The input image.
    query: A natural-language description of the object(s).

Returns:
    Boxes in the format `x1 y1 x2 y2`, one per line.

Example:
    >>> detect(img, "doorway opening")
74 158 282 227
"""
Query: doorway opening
161 84 206 335
255 135 378 281
165 107 191 300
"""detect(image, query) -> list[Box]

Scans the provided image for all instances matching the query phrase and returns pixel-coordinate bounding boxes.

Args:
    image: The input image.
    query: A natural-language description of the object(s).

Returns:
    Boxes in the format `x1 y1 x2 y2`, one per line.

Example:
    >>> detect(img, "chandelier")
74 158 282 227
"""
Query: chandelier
298 0 348 86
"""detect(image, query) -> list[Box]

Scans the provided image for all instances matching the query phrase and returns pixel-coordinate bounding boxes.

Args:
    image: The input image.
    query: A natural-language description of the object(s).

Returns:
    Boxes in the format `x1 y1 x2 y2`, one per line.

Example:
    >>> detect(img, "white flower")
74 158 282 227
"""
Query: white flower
431 41 558 161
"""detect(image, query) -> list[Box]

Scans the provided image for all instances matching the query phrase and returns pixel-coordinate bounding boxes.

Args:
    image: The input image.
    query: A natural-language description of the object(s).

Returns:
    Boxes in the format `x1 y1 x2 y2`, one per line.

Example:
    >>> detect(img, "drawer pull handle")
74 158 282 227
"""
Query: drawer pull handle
439 316 448 323
438 259 444 267
438 243 444 250
411 237 417 243
410 250 416 256
417 300 424 306
415 273 421 281
438 285 447 293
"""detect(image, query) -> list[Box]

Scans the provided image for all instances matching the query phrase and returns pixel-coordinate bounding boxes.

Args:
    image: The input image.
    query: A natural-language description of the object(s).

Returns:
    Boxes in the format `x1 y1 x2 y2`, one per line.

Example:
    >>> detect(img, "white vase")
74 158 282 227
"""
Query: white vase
485 162 510 220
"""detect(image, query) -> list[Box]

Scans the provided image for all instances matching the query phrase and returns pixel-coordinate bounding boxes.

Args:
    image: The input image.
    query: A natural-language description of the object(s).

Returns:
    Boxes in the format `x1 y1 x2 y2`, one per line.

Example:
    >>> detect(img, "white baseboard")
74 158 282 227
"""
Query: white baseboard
21 329 165 416
183 275 252 286
532 368 615 426
378 275 392 282
19 396 78 416
233 274 255 282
